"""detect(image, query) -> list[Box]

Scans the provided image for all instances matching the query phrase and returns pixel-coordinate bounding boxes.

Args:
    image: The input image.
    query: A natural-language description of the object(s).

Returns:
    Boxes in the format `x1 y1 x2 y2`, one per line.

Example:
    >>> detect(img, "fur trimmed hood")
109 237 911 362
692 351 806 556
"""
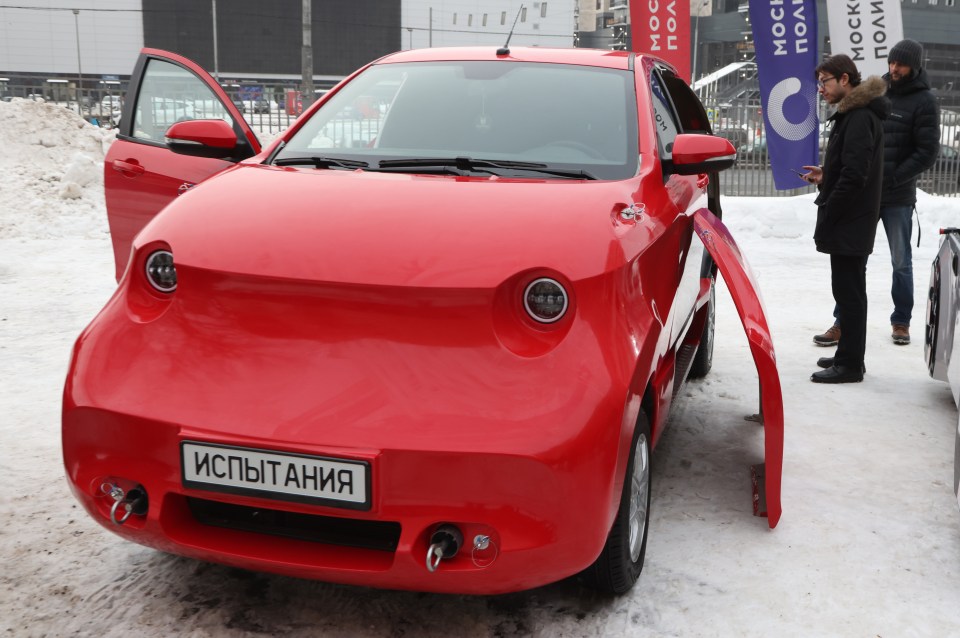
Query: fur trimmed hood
836 76 889 115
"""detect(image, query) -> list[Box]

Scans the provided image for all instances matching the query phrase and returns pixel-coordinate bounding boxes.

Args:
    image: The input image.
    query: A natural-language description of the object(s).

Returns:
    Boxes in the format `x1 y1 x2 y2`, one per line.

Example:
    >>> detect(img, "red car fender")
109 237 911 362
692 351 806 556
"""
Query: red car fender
694 208 783 529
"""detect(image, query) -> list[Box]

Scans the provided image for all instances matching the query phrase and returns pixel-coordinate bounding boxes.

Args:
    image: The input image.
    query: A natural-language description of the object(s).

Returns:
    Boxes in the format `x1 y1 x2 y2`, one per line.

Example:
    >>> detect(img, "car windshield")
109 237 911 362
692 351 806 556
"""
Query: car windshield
276 61 639 180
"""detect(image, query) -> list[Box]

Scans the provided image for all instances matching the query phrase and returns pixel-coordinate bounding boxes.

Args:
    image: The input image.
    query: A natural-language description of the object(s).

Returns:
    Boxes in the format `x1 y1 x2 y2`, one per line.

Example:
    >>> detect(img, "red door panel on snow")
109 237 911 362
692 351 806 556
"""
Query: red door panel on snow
694 208 784 529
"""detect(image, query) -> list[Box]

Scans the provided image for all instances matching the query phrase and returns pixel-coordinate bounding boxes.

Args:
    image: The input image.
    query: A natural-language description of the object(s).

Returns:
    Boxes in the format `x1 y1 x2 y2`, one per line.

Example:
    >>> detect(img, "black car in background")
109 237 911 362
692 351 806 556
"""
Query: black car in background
918 145 960 194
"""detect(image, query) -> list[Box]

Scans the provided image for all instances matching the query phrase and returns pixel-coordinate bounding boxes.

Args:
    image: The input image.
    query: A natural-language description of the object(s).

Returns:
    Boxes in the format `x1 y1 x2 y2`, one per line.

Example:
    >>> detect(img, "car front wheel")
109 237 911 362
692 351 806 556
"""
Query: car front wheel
580 411 651 594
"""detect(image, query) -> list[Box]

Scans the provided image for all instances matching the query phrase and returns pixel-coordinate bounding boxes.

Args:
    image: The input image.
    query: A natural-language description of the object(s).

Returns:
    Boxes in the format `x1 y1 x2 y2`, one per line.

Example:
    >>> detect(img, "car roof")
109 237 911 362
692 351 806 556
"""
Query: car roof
374 46 636 71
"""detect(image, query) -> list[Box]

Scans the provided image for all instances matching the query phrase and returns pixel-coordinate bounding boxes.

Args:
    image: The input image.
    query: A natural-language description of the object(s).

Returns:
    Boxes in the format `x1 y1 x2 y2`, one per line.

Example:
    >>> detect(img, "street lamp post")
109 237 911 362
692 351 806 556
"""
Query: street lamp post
73 9 82 114
301 0 314 111
212 0 220 82
691 0 709 86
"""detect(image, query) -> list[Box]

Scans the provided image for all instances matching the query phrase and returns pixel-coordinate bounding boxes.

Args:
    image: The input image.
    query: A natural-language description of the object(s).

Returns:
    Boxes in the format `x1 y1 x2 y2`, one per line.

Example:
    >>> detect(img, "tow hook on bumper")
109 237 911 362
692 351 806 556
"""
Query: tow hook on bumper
426 524 464 572
101 482 148 525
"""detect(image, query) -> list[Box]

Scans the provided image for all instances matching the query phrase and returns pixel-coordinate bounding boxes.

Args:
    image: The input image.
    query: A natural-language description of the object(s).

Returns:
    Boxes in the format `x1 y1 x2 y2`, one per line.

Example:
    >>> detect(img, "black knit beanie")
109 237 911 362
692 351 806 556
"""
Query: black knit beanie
888 38 923 70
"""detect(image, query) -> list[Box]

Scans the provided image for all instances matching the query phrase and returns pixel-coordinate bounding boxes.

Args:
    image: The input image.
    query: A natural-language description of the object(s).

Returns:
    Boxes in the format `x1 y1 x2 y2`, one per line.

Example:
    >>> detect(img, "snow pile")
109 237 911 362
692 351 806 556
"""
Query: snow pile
0 99 115 240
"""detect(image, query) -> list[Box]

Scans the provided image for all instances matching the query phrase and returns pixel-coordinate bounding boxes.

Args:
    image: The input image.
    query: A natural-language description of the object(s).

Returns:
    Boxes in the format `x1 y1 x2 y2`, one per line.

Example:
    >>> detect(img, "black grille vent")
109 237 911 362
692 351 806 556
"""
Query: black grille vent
187 497 401 552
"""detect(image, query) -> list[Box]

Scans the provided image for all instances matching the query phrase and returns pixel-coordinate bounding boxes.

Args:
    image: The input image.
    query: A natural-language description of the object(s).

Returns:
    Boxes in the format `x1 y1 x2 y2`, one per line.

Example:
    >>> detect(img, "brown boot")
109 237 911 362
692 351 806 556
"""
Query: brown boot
892 324 910 345
813 324 840 347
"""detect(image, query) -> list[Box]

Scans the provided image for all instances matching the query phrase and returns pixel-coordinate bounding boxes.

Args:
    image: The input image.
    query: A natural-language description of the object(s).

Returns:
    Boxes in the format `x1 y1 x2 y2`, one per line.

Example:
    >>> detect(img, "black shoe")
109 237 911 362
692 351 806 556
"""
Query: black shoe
811 364 864 384
816 357 866 373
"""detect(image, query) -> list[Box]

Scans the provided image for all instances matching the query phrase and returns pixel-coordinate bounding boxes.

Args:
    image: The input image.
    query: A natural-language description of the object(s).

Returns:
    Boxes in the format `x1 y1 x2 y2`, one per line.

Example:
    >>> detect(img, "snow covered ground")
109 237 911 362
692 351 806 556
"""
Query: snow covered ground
1 98 959 637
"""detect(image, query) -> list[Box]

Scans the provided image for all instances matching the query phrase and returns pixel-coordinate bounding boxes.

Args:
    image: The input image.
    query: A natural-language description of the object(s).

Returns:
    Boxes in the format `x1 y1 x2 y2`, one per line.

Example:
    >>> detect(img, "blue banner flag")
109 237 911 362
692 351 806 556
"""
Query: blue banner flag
748 0 819 190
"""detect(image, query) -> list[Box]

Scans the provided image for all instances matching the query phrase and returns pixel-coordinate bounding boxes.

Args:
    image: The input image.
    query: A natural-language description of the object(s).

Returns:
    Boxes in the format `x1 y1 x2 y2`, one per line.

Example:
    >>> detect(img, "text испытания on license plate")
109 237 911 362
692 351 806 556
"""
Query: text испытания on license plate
181 441 370 510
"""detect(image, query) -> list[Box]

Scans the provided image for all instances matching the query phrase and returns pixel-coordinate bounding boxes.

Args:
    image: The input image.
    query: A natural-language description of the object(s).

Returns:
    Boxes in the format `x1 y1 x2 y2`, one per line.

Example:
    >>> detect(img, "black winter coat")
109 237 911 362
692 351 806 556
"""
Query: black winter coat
881 68 940 205
814 77 891 256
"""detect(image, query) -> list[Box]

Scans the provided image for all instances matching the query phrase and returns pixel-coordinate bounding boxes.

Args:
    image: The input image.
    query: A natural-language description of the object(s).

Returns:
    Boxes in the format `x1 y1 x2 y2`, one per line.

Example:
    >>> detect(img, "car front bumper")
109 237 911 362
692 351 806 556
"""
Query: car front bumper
62 272 650 593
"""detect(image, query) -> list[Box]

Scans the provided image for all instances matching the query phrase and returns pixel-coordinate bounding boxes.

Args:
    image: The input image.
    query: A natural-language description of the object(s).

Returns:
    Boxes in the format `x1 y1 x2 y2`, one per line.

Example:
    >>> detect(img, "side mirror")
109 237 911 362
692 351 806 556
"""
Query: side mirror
165 119 238 159
670 133 737 175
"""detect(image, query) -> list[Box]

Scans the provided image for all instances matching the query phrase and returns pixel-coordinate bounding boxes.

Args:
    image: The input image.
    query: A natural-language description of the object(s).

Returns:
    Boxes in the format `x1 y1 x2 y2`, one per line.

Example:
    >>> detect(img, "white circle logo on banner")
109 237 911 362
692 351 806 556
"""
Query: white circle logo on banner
766 77 817 141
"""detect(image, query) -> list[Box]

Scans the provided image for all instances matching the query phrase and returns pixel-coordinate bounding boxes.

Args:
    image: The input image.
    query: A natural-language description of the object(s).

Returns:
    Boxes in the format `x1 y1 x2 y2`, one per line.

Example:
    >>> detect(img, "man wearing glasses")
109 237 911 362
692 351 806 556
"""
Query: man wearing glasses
801 55 890 383
812 39 940 348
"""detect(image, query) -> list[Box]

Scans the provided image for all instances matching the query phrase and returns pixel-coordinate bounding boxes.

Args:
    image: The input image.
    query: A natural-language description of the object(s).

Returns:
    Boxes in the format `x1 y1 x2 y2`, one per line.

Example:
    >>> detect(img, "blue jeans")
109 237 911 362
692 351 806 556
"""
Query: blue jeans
832 204 913 327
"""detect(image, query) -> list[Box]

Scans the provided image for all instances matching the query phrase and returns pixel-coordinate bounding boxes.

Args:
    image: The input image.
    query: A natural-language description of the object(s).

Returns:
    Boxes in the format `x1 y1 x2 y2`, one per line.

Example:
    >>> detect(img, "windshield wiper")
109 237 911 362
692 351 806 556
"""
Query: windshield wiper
509 166 598 180
379 157 545 170
376 156 597 180
273 156 369 169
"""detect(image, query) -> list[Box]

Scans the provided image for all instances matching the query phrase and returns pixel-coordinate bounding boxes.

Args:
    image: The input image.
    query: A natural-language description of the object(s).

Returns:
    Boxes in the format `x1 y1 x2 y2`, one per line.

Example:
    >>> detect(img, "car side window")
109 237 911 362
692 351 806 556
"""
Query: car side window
650 71 682 156
650 68 712 159
132 59 233 142
661 71 711 134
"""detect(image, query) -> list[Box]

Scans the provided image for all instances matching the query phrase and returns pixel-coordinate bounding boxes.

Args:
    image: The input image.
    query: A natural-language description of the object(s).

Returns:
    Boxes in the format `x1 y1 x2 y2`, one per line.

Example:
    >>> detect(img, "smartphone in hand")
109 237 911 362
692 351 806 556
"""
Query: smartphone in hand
790 168 806 177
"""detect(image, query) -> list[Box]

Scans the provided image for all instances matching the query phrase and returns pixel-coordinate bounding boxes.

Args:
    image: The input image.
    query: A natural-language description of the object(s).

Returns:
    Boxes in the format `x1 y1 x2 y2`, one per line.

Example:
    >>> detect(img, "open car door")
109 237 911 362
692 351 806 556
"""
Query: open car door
104 48 261 281
694 208 784 529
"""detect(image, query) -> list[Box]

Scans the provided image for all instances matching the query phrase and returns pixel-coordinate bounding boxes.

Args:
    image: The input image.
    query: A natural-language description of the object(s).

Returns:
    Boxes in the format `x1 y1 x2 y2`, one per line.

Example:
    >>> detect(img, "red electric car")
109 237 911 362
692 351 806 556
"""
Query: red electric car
63 47 783 595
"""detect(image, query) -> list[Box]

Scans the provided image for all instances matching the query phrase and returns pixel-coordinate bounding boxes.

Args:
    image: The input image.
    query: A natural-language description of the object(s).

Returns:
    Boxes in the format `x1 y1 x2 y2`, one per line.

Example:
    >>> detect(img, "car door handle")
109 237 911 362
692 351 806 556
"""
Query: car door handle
112 159 145 177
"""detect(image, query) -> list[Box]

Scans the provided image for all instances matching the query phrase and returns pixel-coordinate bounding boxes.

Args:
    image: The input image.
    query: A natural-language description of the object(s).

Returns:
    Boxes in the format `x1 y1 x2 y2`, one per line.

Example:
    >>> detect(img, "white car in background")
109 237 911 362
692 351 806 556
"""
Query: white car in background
100 95 122 110
925 227 960 510
99 95 123 126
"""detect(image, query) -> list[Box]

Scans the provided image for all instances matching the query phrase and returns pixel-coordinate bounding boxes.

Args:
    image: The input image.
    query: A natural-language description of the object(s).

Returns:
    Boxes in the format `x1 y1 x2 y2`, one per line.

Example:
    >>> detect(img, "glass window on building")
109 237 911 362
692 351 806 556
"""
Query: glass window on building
483 13 488 26
521 7 527 21
541 2 548 17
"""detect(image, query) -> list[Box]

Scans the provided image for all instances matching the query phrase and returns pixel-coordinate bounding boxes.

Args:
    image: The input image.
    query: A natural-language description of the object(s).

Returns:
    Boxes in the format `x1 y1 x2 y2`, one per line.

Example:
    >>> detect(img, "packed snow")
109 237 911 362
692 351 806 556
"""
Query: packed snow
1 98 959 637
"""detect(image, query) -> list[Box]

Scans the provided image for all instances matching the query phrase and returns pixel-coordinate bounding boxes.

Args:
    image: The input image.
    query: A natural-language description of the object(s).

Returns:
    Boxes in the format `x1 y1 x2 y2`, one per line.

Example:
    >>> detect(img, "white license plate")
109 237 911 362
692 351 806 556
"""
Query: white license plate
181 441 370 510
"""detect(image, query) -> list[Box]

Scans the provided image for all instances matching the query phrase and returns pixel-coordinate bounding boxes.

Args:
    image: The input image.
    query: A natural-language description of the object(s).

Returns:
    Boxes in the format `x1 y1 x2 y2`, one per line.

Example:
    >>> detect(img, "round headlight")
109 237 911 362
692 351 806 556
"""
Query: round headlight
145 250 177 292
523 278 568 323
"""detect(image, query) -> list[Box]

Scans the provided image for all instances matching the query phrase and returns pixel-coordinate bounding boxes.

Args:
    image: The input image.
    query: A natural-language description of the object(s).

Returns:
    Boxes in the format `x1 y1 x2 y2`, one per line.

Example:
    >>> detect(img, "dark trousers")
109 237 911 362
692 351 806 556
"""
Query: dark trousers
831 254 868 368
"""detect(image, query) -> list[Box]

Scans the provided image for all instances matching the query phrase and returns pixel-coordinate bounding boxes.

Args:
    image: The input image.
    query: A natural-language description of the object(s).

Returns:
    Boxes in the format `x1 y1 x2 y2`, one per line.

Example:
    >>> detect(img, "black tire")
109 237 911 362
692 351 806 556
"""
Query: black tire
926 257 941 375
689 276 716 379
580 411 652 594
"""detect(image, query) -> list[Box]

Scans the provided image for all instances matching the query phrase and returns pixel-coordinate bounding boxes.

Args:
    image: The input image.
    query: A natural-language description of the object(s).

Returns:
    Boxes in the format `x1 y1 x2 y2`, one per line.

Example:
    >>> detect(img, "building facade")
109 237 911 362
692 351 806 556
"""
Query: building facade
571 1 960 106
3 1 960 105
0 0 573 99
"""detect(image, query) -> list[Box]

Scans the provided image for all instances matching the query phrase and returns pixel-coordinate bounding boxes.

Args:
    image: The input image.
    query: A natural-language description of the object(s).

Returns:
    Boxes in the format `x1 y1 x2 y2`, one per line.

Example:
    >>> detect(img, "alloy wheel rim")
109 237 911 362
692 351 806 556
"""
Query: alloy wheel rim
628 433 650 562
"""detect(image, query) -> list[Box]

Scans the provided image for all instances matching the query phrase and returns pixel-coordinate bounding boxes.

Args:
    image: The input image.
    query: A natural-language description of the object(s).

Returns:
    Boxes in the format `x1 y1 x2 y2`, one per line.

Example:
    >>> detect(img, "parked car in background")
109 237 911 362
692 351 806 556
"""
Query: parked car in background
736 136 768 168
925 227 960 512
98 95 123 127
918 145 960 195
242 98 277 114
64 46 784 596
100 95 123 111
714 127 748 150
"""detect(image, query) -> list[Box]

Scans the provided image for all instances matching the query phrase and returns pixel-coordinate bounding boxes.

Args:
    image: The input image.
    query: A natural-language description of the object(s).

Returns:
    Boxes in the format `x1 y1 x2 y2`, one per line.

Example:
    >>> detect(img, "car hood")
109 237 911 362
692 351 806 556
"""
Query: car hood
137 164 648 287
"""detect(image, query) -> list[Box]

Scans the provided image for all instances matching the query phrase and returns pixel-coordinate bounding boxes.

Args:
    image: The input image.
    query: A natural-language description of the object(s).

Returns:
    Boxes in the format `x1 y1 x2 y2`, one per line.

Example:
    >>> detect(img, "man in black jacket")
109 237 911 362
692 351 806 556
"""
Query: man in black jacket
812 39 940 347
802 55 890 383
